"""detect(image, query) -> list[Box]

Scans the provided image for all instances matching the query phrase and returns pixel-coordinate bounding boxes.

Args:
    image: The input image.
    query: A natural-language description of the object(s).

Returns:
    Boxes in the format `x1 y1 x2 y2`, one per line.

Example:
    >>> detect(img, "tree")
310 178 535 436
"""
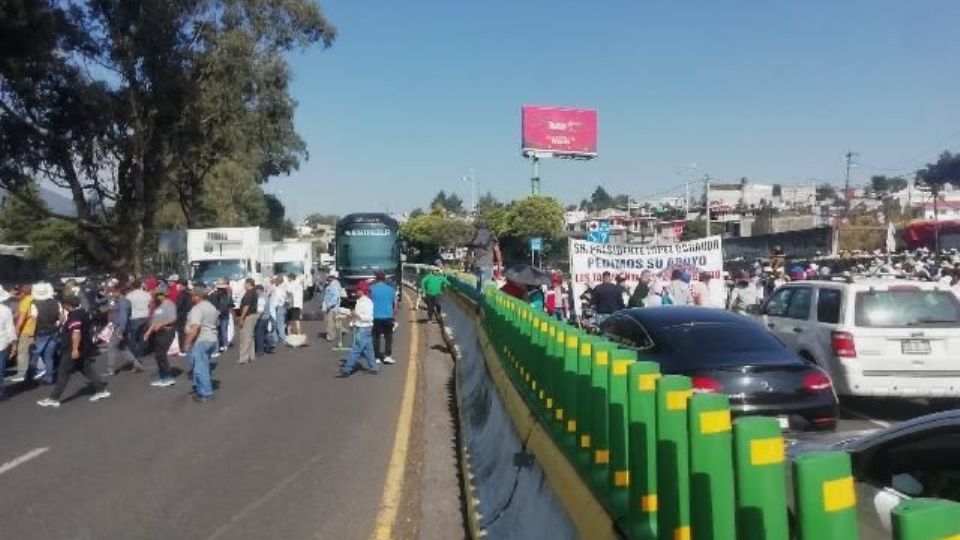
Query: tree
502 196 565 239
409 207 424 219
816 184 838 202
444 193 464 215
0 0 335 273
476 191 502 215
430 190 449 212
304 213 339 227
870 175 908 198
401 211 474 261
612 194 630 208
0 183 88 270
588 186 614 211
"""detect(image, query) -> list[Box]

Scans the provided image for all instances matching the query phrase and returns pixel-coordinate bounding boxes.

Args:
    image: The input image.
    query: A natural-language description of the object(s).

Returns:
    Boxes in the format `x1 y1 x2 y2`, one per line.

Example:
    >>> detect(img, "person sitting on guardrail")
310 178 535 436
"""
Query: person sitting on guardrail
338 281 378 378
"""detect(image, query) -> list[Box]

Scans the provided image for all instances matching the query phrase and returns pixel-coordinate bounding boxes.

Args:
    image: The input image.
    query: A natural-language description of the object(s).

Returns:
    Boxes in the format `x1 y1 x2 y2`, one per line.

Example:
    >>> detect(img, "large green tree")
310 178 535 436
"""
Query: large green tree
0 0 335 273
401 210 474 261
0 183 88 270
502 196 565 239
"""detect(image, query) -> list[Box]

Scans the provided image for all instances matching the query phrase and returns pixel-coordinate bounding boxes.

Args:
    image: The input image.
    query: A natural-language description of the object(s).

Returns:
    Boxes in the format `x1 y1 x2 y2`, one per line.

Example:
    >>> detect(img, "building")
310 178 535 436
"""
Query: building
710 182 774 209
778 185 817 208
922 199 960 221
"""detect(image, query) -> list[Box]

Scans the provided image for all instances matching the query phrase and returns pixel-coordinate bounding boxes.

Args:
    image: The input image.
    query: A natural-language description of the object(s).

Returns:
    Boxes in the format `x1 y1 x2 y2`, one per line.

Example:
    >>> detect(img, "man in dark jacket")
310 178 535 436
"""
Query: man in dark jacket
37 295 110 408
210 278 234 356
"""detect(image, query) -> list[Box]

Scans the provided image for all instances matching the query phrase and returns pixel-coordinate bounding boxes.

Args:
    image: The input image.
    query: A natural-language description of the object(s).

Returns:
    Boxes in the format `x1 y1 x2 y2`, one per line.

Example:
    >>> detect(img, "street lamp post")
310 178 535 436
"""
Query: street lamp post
462 168 477 215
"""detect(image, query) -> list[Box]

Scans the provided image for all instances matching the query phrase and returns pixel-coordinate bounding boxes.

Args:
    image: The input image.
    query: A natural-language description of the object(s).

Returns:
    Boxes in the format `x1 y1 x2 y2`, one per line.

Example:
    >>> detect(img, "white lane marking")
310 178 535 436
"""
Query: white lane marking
0 447 50 476
842 407 892 428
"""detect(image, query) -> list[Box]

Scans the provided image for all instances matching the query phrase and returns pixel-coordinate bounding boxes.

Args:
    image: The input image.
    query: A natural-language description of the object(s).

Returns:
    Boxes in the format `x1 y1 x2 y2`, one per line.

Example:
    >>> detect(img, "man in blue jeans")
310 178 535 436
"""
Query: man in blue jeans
370 271 398 365
184 285 219 402
338 281 377 377
30 282 61 384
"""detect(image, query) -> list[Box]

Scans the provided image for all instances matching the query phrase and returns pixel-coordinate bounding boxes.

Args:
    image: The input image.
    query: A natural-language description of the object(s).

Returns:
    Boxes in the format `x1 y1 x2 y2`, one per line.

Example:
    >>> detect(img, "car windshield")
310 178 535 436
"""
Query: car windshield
274 261 304 275
652 322 792 365
192 259 247 284
855 290 960 328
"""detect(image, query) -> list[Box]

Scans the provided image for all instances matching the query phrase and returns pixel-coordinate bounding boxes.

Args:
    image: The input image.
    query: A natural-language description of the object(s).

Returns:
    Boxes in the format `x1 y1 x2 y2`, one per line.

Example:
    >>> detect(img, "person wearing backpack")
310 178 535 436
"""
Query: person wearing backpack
37 295 110 408
466 223 502 292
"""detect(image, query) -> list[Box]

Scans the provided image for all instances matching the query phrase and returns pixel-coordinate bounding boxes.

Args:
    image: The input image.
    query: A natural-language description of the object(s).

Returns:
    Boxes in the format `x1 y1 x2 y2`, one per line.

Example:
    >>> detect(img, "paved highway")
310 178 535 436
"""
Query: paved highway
0 310 422 540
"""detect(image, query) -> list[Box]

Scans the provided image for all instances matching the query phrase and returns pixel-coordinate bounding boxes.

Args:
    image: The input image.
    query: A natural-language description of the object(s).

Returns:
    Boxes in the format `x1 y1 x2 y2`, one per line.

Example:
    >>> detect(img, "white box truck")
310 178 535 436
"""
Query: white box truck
187 227 274 305
264 240 316 299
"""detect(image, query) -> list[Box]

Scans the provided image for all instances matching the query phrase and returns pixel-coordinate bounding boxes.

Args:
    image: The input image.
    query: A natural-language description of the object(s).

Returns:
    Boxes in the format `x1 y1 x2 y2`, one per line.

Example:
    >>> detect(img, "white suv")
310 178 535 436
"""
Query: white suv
755 278 960 398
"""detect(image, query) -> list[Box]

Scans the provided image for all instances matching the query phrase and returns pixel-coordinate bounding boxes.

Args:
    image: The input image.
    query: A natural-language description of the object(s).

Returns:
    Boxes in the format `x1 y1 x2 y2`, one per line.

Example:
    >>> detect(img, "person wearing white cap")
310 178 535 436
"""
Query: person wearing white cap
30 282 61 384
0 285 17 400
321 271 345 342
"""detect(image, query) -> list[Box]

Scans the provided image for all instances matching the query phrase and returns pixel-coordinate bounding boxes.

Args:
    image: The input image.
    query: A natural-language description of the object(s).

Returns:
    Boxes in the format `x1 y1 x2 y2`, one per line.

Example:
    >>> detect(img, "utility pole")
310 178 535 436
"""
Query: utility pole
704 175 711 238
531 156 541 195
844 151 858 192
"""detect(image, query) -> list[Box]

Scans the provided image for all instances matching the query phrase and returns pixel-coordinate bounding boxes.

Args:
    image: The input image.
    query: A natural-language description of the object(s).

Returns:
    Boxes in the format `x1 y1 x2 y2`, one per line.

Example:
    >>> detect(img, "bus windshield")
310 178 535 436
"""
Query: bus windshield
338 230 398 272
192 259 248 284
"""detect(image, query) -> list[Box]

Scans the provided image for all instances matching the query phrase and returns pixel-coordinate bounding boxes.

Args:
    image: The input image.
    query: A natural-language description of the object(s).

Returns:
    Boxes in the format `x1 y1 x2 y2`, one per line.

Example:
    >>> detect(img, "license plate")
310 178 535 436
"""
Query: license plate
778 416 790 429
901 339 931 355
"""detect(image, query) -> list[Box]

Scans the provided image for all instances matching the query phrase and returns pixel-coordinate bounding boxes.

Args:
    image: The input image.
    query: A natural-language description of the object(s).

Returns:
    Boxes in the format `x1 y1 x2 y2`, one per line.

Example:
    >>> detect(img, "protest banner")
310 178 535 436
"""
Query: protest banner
568 236 723 314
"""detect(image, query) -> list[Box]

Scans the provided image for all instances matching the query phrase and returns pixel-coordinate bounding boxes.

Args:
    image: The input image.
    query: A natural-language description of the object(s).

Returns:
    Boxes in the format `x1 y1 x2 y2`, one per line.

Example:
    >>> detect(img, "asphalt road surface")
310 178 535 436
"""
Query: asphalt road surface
0 316 414 540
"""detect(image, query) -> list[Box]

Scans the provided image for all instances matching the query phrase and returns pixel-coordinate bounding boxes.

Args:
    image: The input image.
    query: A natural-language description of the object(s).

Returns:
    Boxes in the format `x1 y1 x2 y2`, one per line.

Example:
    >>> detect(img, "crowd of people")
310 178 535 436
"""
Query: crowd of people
488 246 960 326
0 270 322 406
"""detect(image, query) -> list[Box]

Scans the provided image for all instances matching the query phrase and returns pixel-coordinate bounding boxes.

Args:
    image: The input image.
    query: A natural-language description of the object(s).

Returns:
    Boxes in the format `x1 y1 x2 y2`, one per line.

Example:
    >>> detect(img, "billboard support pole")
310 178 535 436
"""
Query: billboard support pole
531 156 541 195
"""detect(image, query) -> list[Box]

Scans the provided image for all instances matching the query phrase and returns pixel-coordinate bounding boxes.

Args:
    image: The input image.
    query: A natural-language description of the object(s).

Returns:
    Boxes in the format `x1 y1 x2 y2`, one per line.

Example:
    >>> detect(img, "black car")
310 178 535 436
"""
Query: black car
789 409 960 535
600 307 838 431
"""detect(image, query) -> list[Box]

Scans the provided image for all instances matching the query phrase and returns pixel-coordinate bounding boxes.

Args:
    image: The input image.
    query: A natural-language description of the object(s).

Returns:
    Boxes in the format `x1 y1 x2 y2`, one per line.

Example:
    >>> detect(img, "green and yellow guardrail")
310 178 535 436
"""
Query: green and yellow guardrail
431 269 960 540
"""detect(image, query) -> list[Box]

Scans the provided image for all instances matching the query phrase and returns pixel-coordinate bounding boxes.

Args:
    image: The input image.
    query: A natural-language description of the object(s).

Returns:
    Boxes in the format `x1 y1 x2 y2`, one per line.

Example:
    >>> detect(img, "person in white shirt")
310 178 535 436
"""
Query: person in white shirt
270 275 288 346
286 273 304 336
338 281 378 377
0 285 17 400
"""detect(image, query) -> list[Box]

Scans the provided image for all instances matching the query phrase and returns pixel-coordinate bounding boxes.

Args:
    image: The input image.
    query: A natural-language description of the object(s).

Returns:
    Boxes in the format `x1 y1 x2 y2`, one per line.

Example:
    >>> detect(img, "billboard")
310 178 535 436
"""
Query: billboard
521 105 597 158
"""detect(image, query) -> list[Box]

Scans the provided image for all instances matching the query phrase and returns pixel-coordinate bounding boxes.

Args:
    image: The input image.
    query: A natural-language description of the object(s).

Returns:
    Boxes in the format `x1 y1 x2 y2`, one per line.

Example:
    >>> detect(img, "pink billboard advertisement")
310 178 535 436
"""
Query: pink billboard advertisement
521 105 598 157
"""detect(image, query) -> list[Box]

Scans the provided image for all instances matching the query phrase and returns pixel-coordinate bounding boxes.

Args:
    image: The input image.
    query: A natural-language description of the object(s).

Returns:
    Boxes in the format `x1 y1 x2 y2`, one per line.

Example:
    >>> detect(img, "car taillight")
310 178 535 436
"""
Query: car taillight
692 376 723 393
831 331 857 358
802 372 833 392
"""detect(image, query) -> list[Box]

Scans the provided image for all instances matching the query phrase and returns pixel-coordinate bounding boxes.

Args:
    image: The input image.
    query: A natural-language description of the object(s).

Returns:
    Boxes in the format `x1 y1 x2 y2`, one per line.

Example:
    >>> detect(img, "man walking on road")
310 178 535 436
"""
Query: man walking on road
105 285 141 375
143 287 178 387
270 275 288 347
210 278 233 356
420 266 448 322
30 282 61 384
126 279 152 359
0 285 16 400
370 271 398 365
338 281 378 377
237 278 259 364
184 285 219 402
37 295 110 408
11 283 34 383
287 273 304 337
321 271 344 342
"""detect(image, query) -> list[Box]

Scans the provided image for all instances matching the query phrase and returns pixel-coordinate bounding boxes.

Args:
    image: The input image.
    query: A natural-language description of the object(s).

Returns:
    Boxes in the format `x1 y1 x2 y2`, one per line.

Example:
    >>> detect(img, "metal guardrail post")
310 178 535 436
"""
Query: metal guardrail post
656 375 692 540
608 348 637 517
688 393 736 540
732 417 789 540
550 324 567 439
792 452 859 540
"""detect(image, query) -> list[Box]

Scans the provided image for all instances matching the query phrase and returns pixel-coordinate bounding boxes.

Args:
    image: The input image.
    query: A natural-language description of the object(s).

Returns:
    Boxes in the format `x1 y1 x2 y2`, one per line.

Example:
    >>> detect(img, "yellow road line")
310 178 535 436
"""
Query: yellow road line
370 292 419 540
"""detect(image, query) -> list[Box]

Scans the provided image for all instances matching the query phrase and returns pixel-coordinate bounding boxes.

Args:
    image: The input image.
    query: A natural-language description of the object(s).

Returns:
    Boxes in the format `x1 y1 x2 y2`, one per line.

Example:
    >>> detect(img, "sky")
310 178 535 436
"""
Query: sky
267 0 960 220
